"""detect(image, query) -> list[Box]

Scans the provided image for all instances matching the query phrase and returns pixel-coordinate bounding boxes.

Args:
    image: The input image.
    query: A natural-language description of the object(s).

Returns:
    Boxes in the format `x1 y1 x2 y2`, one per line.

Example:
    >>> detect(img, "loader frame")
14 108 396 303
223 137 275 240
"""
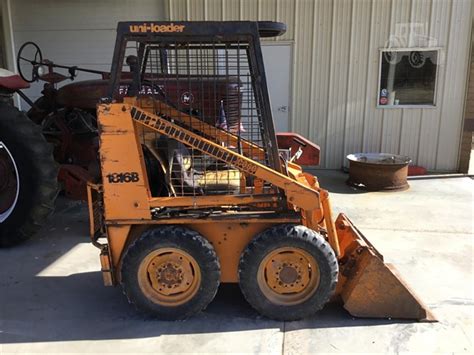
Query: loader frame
88 21 434 321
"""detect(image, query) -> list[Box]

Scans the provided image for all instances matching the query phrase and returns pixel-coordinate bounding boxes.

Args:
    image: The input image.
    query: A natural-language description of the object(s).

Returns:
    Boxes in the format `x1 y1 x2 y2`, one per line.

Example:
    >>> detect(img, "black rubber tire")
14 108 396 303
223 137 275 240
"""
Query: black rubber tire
0 104 58 247
238 224 338 321
121 226 221 320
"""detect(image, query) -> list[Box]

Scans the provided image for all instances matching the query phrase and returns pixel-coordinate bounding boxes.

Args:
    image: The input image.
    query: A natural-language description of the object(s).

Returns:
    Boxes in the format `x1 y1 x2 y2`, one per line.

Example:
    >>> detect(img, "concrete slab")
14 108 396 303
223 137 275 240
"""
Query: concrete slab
0 171 473 353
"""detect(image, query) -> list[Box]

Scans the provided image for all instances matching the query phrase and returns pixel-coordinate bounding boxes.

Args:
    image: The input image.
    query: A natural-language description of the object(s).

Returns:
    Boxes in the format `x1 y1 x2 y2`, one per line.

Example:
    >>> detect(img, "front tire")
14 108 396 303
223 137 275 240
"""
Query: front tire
238 224 338 321
121 226 221 320
0 104 58 247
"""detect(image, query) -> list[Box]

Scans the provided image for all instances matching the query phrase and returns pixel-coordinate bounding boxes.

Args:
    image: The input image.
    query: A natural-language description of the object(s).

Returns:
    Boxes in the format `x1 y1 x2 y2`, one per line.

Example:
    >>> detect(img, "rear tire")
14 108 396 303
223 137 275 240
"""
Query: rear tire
238 224 338 321
121 226 221 320
0 104 58 247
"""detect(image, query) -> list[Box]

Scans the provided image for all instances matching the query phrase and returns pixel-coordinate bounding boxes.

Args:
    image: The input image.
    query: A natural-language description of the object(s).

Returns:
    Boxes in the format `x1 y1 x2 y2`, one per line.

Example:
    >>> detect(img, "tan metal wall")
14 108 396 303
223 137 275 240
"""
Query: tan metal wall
168 0 472 171
459 20 474 173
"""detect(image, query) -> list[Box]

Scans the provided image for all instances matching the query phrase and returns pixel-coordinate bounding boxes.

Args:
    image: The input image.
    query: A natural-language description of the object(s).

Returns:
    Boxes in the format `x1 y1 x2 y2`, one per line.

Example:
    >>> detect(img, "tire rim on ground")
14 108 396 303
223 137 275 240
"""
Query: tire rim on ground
138 247 201 306
0 141 20 223
257 247 320 306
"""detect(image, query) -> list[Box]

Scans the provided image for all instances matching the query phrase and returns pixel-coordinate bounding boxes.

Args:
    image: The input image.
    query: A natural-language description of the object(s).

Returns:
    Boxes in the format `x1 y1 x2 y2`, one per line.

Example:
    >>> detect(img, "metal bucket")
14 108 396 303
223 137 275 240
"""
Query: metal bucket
335 214 436 321
347 153 411 191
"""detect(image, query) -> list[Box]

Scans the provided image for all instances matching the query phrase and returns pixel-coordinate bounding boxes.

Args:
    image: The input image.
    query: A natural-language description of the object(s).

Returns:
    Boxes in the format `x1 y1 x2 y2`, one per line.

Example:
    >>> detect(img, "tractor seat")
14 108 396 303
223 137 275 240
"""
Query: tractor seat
0 68 30 90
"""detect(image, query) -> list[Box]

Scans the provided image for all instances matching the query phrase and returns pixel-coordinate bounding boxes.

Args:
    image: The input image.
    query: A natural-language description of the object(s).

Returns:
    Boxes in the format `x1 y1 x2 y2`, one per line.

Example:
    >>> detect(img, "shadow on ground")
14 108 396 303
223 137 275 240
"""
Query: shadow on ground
0 271 404 344
0 195 409 344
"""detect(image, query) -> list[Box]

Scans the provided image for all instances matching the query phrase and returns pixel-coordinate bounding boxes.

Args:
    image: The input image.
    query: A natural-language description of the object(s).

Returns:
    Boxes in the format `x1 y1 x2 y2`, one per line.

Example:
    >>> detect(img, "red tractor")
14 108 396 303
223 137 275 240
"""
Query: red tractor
0 41 115 246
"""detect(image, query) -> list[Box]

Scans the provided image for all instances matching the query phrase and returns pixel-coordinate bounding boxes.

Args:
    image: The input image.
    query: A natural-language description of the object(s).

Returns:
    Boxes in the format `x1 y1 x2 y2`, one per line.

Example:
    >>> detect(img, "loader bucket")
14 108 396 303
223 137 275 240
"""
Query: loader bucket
335 214 436 321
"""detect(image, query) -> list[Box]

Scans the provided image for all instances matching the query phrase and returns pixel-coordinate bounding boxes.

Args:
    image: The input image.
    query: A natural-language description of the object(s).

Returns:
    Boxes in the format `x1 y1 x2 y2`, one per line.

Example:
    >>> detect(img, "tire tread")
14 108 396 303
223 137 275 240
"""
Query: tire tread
121 226 220 320
0 104 58 247
238 224 338 321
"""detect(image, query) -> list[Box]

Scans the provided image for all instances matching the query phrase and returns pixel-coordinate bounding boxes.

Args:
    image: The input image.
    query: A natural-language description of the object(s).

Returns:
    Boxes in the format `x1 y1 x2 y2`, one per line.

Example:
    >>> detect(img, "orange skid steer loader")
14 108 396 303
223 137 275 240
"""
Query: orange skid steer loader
87 21 435 321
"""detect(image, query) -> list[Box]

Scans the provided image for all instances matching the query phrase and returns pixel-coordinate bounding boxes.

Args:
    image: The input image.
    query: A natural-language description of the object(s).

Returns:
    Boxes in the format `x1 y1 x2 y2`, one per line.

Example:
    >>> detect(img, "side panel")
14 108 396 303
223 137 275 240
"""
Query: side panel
105 221 293 284
97 104 151 220
188 222 275 283
107 225 132 268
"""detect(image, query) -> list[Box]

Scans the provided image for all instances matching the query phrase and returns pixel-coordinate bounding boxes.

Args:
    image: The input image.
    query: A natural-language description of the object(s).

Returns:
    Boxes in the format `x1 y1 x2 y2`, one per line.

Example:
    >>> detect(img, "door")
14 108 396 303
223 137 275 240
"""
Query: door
262 44 292 132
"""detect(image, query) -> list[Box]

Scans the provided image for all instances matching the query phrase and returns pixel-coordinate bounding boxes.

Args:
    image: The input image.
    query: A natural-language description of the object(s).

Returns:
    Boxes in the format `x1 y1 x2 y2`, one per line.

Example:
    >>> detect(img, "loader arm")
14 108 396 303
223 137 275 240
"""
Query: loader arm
133 98 266 161
128 104 321 212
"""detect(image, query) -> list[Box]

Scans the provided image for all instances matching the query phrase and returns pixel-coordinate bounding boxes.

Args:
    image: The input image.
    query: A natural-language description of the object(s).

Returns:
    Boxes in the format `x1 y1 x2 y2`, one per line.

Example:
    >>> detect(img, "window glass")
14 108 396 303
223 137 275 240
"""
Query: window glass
379 50 438 106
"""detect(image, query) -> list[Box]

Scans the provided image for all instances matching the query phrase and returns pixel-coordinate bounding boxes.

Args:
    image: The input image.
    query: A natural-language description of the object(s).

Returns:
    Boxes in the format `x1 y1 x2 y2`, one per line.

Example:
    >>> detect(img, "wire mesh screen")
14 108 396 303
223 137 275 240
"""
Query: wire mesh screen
119 39 275 199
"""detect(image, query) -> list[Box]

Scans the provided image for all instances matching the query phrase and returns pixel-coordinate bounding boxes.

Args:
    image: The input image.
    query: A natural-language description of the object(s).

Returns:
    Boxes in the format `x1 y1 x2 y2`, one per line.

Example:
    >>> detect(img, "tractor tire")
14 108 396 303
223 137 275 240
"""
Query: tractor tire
238 224 338 321
121 226 221 320
0 104 58 247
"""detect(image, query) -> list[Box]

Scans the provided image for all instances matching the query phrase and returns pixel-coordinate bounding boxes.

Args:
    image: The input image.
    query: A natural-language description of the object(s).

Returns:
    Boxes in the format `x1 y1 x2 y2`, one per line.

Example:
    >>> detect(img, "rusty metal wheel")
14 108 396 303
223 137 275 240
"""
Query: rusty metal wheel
257 247 320 306
239 224 338 321
121 226 220 320
137 247 201 306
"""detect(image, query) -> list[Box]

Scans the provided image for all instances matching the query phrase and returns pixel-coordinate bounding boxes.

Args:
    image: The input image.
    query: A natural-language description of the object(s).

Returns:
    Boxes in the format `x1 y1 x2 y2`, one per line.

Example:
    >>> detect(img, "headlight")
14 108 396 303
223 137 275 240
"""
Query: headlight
36 65 48 76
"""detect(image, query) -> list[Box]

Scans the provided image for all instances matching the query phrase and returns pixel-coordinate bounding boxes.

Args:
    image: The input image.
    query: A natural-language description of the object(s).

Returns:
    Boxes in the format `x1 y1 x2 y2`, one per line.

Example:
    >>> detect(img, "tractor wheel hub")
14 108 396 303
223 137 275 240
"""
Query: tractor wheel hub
140 248 202 304
257 247 321 305
158 263 183 286
279 265 298 284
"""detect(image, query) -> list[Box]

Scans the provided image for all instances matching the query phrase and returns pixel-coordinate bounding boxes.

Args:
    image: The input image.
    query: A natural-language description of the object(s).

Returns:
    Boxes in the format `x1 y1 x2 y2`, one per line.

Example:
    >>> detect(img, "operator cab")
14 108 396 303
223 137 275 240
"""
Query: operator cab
106 21 289 197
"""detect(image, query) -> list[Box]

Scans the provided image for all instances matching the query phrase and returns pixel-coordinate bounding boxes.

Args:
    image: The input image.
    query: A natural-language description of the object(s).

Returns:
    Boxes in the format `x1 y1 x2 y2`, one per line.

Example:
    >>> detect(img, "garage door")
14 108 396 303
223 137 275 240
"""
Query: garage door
262 43 292 132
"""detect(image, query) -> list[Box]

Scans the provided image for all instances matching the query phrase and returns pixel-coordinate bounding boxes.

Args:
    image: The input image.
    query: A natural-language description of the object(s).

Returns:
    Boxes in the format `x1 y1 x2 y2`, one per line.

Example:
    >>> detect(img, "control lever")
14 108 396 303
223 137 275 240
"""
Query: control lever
289 146 303 163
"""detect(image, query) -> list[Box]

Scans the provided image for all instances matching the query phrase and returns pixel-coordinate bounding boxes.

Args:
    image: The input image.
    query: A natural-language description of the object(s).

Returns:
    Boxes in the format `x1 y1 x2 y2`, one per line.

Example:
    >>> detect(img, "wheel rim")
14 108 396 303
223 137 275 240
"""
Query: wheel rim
257 247 320 306
0 141 20 223
137 247 201 306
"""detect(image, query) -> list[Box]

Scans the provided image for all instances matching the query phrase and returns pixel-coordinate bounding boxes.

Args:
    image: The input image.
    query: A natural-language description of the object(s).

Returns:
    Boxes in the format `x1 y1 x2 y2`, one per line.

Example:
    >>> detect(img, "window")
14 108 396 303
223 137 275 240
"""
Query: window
378 49 439 108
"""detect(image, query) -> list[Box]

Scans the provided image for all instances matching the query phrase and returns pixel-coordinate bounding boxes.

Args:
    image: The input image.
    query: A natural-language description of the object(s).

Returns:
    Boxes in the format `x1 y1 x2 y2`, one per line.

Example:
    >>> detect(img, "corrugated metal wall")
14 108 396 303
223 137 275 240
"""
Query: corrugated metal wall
168 0 472 171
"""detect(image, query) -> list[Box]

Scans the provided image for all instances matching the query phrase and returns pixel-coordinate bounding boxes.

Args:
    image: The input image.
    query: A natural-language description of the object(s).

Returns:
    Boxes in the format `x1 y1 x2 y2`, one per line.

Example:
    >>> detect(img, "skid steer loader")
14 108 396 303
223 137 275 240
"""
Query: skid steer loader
88 21 435 321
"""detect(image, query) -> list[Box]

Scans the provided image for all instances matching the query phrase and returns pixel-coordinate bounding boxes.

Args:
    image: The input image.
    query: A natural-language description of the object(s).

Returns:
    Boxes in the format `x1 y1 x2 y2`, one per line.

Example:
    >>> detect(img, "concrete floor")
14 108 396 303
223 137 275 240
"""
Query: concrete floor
0 170 472 354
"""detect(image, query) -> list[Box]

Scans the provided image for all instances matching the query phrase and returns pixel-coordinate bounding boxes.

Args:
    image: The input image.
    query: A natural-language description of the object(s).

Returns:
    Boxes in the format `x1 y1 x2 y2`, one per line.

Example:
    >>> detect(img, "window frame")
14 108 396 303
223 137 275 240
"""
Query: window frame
377 47 442 109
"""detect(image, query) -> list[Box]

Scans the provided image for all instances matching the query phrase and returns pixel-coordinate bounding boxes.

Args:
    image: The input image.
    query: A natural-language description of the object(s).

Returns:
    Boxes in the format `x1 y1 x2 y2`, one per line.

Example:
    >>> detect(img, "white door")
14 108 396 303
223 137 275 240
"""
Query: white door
262 44 292 132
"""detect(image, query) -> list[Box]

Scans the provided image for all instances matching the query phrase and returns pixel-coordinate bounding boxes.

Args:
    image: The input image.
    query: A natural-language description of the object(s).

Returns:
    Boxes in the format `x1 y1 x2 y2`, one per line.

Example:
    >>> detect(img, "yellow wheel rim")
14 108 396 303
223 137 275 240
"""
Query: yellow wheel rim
138 248 201 306
257 247 320 305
